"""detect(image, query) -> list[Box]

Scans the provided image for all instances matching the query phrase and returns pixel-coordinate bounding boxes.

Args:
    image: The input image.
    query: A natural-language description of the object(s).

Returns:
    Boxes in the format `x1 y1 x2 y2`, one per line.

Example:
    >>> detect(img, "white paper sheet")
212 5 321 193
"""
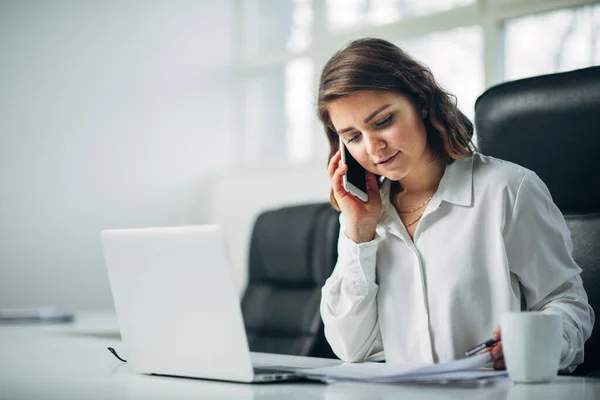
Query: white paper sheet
298 353 507 383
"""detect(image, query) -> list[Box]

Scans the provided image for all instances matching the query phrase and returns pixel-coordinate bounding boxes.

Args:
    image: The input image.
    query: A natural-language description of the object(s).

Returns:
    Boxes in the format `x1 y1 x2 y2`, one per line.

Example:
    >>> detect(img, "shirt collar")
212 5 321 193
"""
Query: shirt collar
379 153 474 210
376 154 474 242
433 154 474 208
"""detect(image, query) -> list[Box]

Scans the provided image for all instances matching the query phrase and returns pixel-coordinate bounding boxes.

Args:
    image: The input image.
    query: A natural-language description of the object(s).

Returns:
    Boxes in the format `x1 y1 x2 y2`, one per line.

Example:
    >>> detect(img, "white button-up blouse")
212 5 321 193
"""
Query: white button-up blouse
320 152 594 372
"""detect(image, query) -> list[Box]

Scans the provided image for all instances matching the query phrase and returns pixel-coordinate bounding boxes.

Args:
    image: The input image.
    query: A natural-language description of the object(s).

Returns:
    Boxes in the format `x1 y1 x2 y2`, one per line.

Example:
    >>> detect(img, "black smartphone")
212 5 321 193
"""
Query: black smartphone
339 137 368 202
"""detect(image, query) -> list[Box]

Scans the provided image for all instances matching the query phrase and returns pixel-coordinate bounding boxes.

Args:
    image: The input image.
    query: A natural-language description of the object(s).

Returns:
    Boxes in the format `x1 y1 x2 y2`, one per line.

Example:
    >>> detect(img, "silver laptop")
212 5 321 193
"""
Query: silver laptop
101 225 340 383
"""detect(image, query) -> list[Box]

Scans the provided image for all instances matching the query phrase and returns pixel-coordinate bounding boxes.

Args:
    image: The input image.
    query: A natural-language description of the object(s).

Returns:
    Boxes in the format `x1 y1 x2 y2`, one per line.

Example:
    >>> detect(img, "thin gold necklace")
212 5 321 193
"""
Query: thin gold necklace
397 195 433 214
404 210 425 227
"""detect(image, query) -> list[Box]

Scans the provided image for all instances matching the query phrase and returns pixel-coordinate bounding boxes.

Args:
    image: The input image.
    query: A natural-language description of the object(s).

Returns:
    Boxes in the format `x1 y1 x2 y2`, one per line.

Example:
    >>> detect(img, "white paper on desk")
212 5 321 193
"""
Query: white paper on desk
298 353 505 383
373 369 508 384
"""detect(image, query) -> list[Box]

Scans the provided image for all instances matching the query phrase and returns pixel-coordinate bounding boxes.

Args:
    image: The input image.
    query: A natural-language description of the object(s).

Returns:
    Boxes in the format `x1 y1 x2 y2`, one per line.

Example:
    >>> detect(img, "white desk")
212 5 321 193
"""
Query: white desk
2 312 599 400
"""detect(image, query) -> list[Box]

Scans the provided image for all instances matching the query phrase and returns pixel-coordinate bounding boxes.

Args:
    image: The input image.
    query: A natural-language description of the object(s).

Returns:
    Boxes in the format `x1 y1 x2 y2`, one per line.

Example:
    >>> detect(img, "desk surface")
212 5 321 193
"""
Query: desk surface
1 312 599 400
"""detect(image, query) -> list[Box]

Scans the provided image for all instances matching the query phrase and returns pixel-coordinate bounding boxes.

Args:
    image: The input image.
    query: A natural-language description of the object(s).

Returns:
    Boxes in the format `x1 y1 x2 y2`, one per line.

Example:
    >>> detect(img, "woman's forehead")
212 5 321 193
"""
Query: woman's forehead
328 92 413 123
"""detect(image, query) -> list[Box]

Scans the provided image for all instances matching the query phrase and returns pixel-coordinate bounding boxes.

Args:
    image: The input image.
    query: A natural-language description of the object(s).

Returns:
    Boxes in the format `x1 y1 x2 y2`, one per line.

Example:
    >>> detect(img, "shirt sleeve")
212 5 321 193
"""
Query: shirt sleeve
504 170 595 372
319 212 383 362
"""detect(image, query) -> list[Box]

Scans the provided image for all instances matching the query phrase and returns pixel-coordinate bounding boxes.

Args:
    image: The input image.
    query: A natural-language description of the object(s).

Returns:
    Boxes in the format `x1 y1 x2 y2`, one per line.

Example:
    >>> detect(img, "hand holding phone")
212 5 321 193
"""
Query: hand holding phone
328 138 382 243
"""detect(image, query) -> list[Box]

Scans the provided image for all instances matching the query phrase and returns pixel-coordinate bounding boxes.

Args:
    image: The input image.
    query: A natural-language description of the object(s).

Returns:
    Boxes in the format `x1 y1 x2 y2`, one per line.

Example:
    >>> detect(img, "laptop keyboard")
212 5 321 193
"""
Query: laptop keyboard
253 366 295 375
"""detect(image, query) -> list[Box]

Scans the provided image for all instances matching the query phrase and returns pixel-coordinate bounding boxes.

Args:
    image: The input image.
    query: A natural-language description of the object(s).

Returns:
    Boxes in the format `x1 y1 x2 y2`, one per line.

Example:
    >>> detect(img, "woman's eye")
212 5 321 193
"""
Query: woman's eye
375 114 393 128
347 133 361 143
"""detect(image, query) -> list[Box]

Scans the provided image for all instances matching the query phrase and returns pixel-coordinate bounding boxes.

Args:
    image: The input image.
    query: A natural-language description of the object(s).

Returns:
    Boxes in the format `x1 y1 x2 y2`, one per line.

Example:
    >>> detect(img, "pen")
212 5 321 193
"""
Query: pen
465 338 499 356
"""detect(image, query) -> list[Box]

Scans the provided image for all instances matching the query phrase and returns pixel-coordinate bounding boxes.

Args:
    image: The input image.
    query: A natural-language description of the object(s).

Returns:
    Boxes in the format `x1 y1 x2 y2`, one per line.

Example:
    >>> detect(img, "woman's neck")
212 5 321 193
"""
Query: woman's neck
396 150 445 196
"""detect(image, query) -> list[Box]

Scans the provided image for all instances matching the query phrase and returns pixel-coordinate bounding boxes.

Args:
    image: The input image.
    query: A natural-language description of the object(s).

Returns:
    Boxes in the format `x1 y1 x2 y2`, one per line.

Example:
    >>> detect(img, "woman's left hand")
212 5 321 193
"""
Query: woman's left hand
489 326 505 370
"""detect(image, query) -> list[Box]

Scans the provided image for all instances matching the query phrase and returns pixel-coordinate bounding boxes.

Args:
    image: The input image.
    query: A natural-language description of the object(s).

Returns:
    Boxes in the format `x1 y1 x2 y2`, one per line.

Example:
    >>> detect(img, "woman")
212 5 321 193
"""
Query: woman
318 38 594 372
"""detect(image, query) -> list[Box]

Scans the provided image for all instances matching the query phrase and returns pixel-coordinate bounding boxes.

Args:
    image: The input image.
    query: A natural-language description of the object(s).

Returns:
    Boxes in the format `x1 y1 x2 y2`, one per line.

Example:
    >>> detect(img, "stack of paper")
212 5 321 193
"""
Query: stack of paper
298 353 508 384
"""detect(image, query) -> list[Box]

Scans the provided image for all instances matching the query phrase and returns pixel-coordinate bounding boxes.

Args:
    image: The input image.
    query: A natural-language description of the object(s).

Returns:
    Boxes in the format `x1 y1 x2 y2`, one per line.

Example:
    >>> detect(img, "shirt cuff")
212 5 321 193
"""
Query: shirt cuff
541 308 582 372
558 321 581 372
337 231 379 283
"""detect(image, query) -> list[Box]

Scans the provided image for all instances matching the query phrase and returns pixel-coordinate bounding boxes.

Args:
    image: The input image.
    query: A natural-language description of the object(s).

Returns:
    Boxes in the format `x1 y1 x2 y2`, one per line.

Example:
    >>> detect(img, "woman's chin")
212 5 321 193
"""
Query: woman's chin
381 170 407 182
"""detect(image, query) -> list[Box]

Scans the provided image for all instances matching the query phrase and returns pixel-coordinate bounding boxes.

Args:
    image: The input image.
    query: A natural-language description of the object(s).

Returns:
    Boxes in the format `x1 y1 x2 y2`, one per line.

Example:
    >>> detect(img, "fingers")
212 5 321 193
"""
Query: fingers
490 341 505 370
328 150 342 180
328 150 348 200
493 357 505 370
365 173 382 206
366 172 379 194
331 163 349 199
491 341 502 360
492 327 502 341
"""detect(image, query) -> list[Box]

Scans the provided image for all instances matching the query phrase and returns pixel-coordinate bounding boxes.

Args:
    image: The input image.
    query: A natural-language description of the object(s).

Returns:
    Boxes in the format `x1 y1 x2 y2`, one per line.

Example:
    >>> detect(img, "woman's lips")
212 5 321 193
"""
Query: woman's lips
377 152 399 166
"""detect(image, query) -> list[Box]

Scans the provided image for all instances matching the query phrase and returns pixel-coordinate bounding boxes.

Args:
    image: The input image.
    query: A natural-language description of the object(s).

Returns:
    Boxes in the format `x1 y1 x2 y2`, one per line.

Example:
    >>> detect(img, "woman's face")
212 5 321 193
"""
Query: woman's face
328 91 429 182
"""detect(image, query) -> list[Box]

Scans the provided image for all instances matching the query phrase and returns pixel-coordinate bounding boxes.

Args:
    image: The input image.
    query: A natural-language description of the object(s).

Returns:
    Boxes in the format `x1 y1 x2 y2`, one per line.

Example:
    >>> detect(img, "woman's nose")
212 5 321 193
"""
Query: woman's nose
364 134 385 155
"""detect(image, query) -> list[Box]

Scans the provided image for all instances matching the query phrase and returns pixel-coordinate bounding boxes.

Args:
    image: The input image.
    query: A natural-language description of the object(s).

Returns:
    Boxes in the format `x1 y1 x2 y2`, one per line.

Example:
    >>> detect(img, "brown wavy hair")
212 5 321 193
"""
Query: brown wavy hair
317 37 475 210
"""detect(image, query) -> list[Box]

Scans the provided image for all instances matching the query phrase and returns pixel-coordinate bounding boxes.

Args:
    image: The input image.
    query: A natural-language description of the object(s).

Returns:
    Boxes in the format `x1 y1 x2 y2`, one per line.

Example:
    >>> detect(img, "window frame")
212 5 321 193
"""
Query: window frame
233 0 599 165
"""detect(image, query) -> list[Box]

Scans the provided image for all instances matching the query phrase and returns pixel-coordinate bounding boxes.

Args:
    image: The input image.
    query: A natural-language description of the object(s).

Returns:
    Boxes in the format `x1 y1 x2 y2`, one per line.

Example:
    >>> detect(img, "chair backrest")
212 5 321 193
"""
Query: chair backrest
475 66 600 376
241 202 340 358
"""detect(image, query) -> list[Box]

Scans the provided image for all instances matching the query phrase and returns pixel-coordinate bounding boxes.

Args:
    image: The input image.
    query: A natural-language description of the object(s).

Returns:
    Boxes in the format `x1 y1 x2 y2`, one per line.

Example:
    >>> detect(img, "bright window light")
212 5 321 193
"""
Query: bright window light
285 58 314 163
397 26 484 122
504 4 600 81
244 0 313 58
326 0 473 32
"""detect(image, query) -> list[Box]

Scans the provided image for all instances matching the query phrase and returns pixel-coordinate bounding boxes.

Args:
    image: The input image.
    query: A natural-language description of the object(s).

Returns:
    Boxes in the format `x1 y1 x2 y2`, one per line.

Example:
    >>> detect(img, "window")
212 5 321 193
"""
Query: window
326 0 474 32
504 4 600 81
285 58 314 163
243 59 315 163
243 0 313 58
243 69 286 162
398 26 483 121
240 0 599 165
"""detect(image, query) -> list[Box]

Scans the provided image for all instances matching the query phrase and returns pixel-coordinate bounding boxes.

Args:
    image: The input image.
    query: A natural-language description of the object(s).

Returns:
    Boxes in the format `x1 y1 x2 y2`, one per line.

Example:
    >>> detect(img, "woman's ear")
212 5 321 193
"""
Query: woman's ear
421 108 428 118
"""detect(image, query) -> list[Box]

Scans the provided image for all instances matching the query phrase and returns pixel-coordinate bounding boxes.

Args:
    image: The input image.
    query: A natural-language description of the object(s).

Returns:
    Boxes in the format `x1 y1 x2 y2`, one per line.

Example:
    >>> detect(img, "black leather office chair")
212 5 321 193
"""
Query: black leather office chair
241 203 340 358
475 66 600 376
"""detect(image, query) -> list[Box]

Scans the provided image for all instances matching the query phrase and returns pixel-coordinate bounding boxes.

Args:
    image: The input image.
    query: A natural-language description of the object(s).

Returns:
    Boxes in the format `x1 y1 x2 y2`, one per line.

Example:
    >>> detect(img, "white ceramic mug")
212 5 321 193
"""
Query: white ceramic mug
500 311 563 383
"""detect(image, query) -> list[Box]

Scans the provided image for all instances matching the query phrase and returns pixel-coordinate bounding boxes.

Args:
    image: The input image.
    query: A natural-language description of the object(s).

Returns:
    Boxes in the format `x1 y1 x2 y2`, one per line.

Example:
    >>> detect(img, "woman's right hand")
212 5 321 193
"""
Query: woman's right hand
329 150 382 243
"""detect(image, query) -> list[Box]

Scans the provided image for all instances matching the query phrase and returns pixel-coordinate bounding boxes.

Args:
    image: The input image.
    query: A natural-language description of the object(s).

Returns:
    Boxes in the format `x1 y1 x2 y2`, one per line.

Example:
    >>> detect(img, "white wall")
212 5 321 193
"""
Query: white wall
205 165 331 295
0 1 237 311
